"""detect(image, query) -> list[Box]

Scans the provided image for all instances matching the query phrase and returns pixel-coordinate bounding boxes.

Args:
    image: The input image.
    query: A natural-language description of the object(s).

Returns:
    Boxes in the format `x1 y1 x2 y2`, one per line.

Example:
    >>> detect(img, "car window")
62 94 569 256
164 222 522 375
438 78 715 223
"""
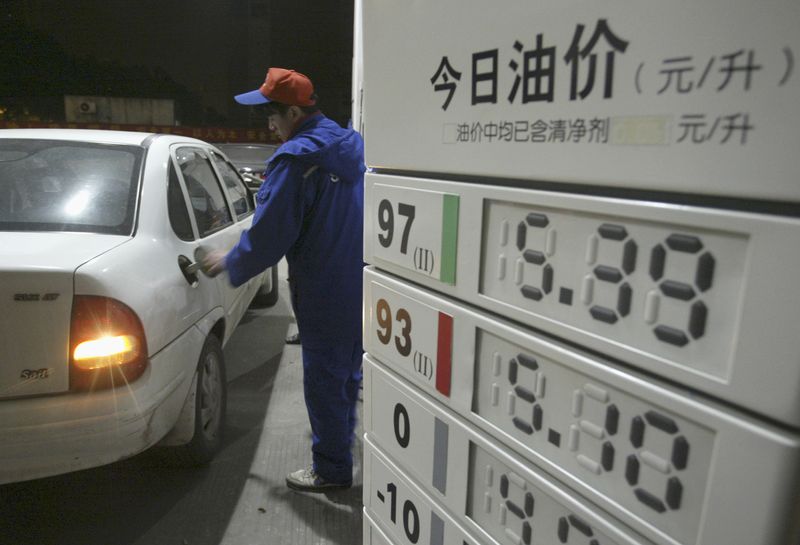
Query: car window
167 161 194 241
0 139 141 234
211 152 252 218
174 147 233 237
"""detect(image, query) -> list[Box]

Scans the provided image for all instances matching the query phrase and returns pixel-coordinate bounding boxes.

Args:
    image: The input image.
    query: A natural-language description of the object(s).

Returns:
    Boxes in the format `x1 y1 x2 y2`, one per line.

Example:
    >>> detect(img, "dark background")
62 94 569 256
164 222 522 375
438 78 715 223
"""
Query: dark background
0 0 355 129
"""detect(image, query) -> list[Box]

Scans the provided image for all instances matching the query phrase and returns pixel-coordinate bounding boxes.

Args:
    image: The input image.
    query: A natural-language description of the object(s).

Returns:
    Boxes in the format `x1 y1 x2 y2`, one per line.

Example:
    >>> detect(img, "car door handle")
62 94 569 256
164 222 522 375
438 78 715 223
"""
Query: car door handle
178 255 200 284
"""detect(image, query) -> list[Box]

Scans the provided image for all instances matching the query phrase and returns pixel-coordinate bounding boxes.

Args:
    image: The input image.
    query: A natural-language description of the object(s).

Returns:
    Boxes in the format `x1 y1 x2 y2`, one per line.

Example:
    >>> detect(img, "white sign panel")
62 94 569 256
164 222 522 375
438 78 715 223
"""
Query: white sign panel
361 0 800 201
362 271 800 545
364 175 800 427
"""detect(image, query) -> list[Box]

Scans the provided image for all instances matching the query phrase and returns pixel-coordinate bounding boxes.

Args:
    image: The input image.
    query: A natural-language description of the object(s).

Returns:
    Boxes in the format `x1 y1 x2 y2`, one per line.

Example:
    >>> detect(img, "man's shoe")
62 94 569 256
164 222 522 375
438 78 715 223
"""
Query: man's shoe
285 332 301 345
286 466 351 492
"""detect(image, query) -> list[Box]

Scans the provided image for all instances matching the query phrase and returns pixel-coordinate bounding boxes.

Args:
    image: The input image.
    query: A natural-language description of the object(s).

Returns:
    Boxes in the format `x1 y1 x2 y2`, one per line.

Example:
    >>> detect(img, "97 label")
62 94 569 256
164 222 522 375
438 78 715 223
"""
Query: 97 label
372 184 459 285
369 282 453 398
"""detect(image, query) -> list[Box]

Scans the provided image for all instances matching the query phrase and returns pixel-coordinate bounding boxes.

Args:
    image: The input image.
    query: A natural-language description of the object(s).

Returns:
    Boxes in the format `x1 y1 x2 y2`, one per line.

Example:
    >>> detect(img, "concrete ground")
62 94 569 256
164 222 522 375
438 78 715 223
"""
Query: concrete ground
215 259 364 545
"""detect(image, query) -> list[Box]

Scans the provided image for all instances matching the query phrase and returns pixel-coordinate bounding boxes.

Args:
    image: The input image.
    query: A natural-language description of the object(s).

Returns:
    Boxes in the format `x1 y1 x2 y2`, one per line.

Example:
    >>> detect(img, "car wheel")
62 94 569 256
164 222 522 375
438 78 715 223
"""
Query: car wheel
171 334 227 466
251 265 279 308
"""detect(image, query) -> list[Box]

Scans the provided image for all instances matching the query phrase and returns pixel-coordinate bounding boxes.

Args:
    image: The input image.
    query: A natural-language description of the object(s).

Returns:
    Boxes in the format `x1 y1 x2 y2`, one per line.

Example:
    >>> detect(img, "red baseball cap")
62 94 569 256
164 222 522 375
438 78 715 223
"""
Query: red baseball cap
234 68 316 106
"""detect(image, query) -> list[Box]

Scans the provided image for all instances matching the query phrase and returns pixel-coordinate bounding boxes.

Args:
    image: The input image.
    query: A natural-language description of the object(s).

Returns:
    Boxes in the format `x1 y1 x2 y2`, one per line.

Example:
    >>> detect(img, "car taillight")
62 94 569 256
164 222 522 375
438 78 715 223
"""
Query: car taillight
69 296 148 390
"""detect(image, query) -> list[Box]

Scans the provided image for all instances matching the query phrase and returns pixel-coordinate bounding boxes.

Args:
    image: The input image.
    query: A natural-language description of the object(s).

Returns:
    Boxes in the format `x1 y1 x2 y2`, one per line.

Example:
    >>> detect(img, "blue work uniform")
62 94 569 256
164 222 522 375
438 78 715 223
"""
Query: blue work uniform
225 113 365 484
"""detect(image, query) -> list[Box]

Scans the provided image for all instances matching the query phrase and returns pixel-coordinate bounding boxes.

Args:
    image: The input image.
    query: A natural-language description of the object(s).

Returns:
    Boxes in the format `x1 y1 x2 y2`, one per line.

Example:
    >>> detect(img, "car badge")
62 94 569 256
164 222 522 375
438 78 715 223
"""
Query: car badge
13 293 60 301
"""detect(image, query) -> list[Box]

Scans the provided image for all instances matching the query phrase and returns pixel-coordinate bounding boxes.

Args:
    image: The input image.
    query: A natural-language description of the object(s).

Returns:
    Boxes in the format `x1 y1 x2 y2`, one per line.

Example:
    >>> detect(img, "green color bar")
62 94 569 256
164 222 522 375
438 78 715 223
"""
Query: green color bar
440 194 459 285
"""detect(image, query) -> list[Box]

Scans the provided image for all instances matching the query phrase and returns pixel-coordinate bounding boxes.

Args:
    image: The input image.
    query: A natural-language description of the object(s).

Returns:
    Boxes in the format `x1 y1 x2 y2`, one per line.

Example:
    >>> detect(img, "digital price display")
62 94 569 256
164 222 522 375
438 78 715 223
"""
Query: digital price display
371 183 459 285
364 173 800 427
363 267 800 545
481 199 742 381
472 329 712 544
467 442 629 545
364 357 656 545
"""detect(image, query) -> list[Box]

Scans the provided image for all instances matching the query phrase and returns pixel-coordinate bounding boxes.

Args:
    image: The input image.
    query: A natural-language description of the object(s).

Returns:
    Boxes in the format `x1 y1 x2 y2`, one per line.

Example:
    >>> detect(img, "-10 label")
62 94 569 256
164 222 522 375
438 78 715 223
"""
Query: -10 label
372 183 459 285
369 282 453 398
365 439 485 545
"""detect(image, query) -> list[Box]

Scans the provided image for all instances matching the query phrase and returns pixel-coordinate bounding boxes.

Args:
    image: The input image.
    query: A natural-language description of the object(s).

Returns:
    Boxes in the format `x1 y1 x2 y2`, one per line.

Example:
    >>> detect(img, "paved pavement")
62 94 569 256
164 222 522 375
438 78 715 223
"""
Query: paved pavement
0 260 363 545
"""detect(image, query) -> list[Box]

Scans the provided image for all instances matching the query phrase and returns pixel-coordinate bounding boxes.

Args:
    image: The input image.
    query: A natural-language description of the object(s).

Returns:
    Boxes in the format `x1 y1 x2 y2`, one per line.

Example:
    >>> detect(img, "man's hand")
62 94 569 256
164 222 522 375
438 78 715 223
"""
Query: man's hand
201 249 228 278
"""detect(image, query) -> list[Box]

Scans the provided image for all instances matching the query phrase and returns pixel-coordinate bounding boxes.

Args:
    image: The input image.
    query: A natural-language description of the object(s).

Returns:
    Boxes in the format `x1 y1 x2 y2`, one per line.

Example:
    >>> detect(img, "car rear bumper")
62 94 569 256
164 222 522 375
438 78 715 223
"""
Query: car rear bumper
0 325 204 484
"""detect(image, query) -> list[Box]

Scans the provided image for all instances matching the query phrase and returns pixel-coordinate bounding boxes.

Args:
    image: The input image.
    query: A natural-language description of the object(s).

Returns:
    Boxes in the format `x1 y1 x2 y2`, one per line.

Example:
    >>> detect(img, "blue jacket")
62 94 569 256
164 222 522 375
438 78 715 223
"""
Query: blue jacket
225 114 365 344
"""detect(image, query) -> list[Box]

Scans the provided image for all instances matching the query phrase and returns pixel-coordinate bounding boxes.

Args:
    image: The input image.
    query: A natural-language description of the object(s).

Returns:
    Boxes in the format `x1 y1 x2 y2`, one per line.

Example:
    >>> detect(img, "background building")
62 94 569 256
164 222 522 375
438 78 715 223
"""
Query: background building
2 0 354 129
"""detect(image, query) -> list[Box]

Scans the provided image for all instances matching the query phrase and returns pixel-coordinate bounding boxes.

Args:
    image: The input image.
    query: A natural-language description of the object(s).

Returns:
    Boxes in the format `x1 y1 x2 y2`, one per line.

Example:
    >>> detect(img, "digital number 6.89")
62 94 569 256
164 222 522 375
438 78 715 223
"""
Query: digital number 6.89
517 214 716 347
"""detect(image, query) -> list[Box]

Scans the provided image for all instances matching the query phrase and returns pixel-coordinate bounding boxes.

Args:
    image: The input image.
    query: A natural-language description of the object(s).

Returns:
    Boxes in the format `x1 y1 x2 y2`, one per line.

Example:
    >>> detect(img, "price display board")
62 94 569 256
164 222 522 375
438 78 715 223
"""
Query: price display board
363 268 800 545
364 357 658 545
364 174 800 427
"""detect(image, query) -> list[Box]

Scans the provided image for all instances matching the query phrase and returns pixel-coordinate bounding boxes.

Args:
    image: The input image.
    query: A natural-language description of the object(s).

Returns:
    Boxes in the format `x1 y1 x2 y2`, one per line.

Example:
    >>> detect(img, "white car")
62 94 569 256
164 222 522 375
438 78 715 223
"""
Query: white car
0 129 275 483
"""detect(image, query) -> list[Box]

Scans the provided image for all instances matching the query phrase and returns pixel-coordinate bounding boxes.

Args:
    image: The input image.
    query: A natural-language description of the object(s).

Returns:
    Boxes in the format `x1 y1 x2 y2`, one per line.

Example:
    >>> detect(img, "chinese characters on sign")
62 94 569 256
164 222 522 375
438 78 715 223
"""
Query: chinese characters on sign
454 118 609 144
676 113 753 144
647 48 794 95
432 18 795 147
431 19 628 109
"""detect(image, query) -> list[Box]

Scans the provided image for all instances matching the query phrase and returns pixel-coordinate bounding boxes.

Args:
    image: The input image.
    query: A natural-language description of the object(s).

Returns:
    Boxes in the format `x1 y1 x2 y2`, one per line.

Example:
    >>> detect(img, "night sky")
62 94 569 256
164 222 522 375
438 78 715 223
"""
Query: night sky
1 0 355 127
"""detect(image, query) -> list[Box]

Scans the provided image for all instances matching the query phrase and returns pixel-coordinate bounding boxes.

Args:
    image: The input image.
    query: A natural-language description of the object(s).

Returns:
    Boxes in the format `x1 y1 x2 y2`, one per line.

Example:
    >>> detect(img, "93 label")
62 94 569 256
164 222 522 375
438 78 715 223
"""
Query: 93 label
376 297 413 357
371 184 459 285
369 282 454 398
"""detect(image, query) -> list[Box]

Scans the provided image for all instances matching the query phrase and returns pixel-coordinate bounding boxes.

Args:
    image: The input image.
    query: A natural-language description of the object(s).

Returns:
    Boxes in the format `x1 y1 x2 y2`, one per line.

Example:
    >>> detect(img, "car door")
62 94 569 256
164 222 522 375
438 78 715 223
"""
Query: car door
172 146 251 343
207 149 263 310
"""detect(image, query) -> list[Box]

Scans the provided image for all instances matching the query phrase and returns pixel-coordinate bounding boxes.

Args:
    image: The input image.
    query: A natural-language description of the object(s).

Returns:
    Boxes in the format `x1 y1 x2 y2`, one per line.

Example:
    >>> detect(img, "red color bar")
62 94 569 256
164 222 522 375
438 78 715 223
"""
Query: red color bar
436 312 453 397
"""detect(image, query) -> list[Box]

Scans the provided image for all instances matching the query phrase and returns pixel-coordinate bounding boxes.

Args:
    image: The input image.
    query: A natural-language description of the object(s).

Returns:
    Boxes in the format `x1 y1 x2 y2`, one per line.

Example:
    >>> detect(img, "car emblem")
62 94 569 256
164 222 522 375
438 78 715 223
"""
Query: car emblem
20 368 51 380
13 293 60 301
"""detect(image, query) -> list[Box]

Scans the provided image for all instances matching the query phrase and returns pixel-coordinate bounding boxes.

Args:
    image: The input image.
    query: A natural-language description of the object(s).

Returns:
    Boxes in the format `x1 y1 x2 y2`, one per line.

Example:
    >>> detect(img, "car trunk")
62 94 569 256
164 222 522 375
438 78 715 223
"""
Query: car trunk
0 233 129 398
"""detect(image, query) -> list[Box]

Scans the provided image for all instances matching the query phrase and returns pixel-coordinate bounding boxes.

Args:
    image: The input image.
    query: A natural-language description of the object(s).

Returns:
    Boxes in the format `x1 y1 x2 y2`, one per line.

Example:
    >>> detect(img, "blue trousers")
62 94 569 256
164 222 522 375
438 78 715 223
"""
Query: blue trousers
301 339 363 483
